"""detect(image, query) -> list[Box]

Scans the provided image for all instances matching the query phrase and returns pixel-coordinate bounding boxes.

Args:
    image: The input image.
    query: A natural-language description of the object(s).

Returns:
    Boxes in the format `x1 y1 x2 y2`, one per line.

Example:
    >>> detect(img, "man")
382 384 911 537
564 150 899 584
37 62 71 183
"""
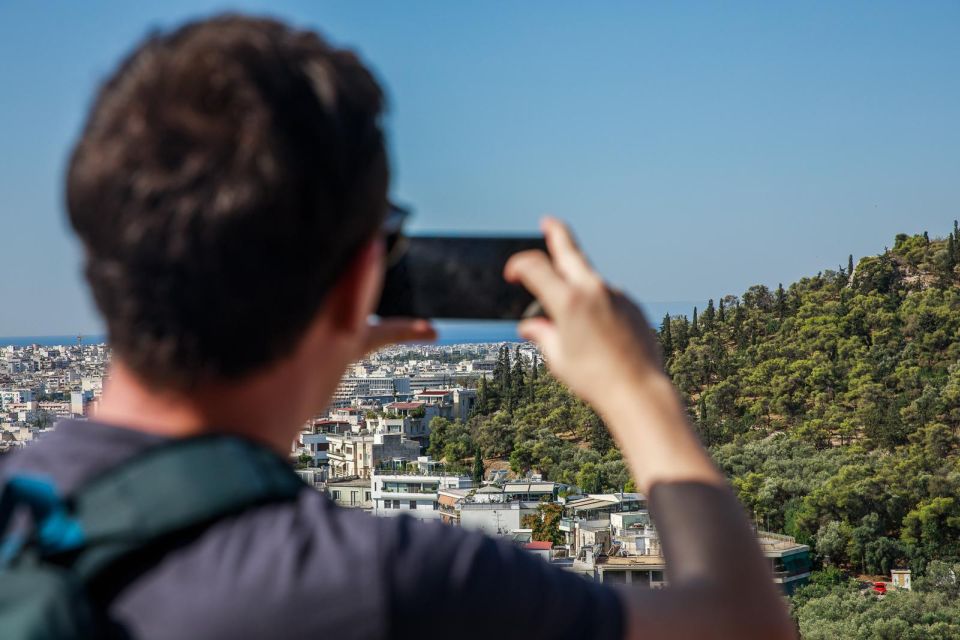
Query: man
1 15 794 639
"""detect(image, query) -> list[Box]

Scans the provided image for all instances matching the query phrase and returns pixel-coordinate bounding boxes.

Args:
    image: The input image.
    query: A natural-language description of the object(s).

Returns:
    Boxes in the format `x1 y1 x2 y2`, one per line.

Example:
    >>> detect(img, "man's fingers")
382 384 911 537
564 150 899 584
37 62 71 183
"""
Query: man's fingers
363 318 436 353
541 216 594 283
517 317 560 359
504 250 569 316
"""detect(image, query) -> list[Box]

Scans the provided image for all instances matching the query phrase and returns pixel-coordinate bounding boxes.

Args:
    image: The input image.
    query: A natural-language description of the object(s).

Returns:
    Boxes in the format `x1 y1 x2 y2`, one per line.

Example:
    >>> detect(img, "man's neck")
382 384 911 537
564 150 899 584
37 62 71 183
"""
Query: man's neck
94 361 306 453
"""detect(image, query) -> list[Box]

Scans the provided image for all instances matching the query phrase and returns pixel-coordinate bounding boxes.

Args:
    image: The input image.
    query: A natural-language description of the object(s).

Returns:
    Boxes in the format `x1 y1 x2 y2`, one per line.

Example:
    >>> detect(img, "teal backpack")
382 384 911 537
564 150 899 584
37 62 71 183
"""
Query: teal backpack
0 436 305 639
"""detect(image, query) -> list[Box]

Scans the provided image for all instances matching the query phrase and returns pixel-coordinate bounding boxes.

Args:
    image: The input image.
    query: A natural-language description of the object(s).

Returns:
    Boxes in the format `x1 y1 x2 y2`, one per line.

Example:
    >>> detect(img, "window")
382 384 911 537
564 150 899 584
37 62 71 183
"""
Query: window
409 500 416 510
433 501 439 510
392 500 400 509
331 490 341 501
651 571 664 583
384 500 391 509
350 492 356 505
365 491 371 501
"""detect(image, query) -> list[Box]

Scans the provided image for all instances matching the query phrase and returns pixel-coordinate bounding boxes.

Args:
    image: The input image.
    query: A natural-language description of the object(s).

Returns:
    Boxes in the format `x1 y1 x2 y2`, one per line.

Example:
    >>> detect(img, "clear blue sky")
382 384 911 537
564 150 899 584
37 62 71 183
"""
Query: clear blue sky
1 1 958 336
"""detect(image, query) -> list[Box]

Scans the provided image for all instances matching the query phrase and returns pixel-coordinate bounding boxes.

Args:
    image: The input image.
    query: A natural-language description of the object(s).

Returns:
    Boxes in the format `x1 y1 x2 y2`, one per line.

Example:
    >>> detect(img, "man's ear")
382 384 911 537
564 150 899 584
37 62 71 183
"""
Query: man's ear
326 238 385 336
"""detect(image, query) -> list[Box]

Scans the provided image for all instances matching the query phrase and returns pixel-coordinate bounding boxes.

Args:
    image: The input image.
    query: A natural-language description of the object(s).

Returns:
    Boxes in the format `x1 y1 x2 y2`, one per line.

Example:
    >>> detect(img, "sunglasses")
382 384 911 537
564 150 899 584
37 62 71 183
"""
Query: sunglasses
382 203 411 267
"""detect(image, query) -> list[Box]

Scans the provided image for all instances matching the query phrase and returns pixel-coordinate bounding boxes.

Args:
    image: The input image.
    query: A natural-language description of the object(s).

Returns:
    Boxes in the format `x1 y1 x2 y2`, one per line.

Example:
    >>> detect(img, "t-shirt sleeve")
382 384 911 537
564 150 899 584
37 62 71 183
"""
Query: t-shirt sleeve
378 515 625 640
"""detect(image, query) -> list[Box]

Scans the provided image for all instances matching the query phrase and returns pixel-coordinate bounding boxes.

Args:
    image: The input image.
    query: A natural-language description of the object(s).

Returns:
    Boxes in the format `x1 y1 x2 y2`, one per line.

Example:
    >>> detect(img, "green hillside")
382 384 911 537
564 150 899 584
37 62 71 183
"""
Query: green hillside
663 227 960 570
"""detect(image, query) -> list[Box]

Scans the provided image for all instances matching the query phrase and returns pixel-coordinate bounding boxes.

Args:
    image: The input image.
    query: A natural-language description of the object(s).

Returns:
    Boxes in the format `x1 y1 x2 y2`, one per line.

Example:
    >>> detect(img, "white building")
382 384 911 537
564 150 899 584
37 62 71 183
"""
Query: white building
372 472 472 521
301 432 329 468
459 501 541 536
326 432 421 479
0 388 33 408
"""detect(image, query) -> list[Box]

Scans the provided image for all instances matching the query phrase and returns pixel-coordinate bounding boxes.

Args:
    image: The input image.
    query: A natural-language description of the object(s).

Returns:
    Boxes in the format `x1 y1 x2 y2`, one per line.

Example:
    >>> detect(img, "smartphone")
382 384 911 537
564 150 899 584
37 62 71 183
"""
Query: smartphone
376 235 547 320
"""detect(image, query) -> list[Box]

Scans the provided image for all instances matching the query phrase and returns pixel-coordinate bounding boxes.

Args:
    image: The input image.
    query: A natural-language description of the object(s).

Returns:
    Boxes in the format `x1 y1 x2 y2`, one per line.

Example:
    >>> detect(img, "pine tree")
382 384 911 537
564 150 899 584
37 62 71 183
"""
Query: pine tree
718 298 726 323
502 346 512 393
948 234 957 274
733 301 744 346
528 354 537 402
697 395 709 446
954 221 960 262
659 314 673 361
492 348 507 392
924 231 930 244
472 445 485 485
775 284 787 320
531 354 539 380
704 299 715 329
511 346 526 402
674 316 690 351
848 255 855 278
691 307 699 336
475 376 488 415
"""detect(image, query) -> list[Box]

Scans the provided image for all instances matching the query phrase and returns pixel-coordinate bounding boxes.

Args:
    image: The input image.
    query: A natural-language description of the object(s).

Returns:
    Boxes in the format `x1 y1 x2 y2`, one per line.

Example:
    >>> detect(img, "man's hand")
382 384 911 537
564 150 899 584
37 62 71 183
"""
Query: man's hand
505 216 721 494
504 217 663 409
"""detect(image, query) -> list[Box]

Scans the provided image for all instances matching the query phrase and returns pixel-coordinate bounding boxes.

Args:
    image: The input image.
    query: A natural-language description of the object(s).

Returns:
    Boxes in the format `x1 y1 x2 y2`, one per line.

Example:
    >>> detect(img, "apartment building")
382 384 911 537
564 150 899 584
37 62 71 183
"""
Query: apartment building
563 496 811 594
327 477 373 510
301 432 329 468
326 432 421 479
758 531 812 595
372 470 472 521
413 388 478 423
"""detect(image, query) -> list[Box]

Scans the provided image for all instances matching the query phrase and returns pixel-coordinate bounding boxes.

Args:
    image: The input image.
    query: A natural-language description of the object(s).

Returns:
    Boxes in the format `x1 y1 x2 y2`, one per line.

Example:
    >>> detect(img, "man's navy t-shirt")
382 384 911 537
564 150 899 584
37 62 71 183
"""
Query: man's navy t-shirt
0 420 624 639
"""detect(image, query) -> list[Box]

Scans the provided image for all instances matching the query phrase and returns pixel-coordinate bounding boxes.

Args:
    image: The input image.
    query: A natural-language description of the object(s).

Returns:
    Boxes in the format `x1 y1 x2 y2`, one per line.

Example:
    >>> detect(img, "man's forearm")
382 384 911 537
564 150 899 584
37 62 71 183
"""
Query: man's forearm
601 372 723 495
601 376 796 639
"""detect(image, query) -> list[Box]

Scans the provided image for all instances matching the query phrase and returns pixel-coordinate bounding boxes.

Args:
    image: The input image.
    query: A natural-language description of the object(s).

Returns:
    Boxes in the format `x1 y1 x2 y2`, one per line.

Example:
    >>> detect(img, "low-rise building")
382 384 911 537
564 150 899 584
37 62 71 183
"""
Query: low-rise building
459 501 542 536
372 471 472 521
327 432 422 479
301 432 329 468
758 531 811 595
327 476 373 510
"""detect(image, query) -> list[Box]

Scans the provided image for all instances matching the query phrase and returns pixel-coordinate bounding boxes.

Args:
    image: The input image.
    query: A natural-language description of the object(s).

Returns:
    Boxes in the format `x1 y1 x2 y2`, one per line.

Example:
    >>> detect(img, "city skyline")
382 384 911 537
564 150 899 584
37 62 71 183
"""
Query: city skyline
2 1 958 335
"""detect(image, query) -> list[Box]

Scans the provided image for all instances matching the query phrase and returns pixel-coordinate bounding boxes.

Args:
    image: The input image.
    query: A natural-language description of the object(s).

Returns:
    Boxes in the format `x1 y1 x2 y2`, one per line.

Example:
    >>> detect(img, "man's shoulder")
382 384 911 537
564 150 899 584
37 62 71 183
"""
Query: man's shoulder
113 487 398 638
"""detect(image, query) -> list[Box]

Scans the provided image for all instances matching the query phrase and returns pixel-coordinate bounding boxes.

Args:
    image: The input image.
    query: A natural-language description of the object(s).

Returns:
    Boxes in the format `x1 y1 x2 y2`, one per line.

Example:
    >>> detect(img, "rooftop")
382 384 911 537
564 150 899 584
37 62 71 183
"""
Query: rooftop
524 541 553 551
756 531 810 555
438 488 471 498
567 497 621 512
327 478 370 488
476 485 503 494
384 402 424 410
503 482 556 493
599 555 667 568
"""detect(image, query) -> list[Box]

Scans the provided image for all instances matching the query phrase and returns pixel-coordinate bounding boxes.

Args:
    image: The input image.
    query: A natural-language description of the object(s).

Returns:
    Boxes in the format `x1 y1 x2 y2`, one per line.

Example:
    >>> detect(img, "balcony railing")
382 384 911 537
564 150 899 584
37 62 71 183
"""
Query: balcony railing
379 486 438 495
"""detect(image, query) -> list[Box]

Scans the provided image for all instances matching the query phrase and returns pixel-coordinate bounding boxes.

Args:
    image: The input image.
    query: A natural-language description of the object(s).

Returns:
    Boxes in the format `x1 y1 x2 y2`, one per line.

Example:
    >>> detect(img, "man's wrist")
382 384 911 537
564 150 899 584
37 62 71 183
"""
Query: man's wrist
603 366 675 414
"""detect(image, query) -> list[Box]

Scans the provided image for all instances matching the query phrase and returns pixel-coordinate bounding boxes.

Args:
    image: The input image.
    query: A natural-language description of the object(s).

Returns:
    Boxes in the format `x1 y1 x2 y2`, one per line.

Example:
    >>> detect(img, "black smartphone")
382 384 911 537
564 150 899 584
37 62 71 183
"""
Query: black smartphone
376 235 547 320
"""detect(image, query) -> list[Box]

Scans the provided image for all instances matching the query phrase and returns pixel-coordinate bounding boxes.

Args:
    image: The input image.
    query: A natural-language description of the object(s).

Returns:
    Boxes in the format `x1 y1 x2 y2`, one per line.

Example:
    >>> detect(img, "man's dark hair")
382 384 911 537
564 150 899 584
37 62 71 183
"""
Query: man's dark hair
67 14 388 388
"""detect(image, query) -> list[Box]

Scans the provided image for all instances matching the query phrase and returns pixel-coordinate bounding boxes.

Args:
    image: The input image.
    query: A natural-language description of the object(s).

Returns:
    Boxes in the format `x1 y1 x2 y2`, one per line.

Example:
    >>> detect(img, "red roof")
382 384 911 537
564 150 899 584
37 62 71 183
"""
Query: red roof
523 541 553 551
418 390 451 396
385 401 424 410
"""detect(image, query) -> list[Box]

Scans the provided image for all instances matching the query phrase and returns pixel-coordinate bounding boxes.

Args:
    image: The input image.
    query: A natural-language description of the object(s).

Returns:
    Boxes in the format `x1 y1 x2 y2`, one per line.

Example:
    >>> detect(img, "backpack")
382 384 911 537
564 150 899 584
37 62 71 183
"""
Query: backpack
0 436 305 639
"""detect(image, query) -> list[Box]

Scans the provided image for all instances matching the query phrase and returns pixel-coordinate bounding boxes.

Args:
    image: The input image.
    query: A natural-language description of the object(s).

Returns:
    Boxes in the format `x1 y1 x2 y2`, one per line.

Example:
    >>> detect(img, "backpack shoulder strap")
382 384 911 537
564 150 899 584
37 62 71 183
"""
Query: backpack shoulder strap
63 435 305 583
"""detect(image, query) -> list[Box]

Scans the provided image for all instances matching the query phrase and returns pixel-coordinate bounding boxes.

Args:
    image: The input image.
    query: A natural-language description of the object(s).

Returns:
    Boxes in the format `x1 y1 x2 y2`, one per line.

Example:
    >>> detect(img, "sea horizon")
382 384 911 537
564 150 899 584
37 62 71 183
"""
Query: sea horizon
0 302 704 348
